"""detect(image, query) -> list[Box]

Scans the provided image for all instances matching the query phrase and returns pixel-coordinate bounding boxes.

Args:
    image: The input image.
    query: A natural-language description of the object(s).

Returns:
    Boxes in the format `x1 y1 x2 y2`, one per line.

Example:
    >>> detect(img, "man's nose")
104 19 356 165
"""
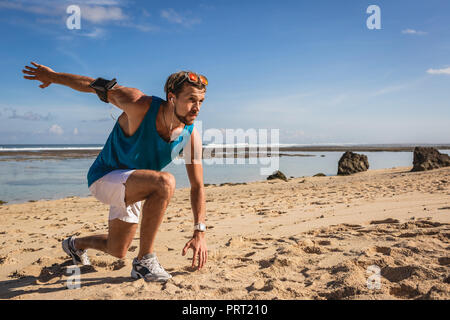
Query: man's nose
192 102 201 112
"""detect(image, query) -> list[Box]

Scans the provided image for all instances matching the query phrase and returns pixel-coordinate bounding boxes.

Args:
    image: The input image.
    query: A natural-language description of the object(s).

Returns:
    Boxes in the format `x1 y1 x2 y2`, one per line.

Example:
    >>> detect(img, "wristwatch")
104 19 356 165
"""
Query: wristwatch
194 223 206 232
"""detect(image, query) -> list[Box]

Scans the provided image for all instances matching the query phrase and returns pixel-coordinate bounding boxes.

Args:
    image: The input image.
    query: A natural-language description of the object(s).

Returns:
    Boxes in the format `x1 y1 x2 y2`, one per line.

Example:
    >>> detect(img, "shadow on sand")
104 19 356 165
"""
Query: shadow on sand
0 259 136 299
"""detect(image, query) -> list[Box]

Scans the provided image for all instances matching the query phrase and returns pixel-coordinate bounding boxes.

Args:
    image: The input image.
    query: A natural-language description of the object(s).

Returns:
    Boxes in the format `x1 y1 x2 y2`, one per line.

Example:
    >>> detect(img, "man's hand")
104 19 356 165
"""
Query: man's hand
22 62 55 89
182 232 207 270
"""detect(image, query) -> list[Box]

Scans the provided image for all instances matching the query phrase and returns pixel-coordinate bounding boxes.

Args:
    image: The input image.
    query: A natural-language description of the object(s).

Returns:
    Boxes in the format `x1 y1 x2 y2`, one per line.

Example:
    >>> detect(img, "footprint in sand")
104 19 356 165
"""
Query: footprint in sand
21 247 43 253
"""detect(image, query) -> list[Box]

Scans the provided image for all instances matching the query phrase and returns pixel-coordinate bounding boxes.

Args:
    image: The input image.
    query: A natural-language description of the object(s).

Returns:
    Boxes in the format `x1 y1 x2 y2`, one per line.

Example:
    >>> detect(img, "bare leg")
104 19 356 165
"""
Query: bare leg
137 186 174 259
75 169 175 260
74 219 138 259
123 170 176 260
74 234 108 252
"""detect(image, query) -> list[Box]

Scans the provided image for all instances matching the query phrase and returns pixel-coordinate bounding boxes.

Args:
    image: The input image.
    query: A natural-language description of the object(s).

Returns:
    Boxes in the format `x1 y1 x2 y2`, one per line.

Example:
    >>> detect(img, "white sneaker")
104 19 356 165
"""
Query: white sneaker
62 236 91 265
131 253 172 282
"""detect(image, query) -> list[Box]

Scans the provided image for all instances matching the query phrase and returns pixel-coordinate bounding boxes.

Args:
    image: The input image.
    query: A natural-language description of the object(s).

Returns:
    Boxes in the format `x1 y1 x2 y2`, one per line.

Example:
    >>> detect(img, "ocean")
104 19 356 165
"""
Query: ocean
0 144 449 204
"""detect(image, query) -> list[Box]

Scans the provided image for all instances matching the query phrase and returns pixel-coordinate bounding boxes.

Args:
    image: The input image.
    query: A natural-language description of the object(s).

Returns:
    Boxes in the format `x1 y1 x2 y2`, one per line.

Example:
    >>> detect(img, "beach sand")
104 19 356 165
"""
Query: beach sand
0 166 449 300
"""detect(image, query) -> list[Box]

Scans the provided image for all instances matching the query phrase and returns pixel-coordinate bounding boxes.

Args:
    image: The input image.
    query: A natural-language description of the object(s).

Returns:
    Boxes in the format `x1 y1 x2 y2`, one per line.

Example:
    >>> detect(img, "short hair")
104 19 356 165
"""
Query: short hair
164 71 207 101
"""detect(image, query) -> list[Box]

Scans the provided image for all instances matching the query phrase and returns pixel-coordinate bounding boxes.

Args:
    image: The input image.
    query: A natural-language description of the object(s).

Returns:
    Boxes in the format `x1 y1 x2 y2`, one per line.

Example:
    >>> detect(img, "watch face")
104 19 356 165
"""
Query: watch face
196 223 206 231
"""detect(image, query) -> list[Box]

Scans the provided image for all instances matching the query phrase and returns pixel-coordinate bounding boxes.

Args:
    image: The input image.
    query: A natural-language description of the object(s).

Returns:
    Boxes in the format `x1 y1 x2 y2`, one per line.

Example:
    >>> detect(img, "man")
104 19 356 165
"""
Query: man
22 61 208 282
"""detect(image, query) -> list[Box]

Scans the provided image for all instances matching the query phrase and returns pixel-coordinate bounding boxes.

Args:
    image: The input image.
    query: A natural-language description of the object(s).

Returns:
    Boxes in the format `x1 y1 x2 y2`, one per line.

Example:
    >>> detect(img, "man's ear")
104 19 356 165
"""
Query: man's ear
167 92 175 103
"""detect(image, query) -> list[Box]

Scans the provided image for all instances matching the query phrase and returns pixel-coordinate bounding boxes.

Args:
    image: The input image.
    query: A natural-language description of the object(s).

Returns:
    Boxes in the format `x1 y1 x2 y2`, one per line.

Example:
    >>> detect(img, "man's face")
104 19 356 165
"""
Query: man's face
171 84 206 125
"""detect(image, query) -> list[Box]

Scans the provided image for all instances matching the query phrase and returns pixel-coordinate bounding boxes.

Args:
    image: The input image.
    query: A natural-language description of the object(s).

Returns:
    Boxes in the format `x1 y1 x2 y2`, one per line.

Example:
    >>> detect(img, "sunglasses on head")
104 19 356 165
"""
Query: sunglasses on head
175 72 208 90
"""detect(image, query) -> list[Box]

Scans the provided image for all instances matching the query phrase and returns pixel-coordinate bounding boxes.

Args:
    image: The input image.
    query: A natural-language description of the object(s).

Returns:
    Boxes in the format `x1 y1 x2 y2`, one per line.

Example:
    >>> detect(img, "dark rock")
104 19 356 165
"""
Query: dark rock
337 151 369 175
267 170 288 182
313 173 326 177
411 147 450 172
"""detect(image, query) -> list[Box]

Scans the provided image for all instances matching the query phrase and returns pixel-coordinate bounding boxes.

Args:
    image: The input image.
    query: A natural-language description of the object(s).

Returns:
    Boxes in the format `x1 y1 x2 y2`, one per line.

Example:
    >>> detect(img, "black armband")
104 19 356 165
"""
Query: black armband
89 77 117 103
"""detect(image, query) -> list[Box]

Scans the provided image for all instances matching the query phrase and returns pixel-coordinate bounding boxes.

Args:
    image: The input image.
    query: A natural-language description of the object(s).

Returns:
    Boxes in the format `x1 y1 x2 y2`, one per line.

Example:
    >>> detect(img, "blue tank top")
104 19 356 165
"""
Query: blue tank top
87 96 194 187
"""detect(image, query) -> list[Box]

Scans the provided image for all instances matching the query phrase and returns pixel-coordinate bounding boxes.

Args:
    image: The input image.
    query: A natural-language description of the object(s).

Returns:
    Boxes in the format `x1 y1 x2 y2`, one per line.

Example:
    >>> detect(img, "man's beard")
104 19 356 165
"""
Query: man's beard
174 106 195 125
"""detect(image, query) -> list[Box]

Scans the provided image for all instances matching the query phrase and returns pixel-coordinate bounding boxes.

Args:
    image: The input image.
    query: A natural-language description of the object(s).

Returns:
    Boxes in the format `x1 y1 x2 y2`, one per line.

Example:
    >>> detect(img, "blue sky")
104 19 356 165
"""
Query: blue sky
0 0 449 145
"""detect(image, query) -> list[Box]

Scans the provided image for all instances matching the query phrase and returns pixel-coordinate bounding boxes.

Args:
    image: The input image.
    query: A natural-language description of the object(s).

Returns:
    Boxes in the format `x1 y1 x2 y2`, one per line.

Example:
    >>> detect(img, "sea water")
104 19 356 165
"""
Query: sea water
1 149 448 204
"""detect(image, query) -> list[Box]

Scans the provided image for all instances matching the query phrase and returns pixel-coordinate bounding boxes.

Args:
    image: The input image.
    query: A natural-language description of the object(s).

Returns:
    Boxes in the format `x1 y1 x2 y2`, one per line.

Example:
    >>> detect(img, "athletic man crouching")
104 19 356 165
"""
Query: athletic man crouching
22 62 208 282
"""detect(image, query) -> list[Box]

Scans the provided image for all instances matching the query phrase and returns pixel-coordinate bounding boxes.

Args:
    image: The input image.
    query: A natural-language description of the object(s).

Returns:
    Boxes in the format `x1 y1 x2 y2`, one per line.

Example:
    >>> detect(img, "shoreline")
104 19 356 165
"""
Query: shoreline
1 145 450 162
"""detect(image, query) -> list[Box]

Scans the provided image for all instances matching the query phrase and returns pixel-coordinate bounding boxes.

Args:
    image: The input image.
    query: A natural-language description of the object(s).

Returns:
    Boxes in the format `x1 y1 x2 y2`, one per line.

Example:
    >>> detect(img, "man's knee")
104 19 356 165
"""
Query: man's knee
112 250 127 260
108 244 129 259
156 172 176 198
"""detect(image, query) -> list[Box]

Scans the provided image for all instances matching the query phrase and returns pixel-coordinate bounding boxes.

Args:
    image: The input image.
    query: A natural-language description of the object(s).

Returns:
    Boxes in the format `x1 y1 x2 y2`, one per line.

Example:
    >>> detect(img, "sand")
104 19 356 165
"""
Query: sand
0 166 449 300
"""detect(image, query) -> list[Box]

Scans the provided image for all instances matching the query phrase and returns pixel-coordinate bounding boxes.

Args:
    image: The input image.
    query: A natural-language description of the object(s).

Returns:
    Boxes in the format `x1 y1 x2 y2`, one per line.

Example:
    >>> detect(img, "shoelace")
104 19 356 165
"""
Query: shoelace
140 257 166 274
77 249 90 263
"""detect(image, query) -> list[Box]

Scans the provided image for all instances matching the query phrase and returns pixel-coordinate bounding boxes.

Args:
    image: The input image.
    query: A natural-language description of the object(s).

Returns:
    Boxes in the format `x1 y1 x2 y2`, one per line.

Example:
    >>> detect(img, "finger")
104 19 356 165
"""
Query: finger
199 251 205 269
197 251 202 269
182 242 190 256
30 61 40 67
201 251 206 269
202 251 206 269
23 75 36 80
192 249 198 267
39 82 50 89
25 66 36 71
22 69 35 75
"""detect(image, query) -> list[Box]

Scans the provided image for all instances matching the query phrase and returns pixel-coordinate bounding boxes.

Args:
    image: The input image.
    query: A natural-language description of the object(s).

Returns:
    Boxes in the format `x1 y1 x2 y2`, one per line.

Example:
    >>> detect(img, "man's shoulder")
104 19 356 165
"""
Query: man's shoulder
132 95 155 117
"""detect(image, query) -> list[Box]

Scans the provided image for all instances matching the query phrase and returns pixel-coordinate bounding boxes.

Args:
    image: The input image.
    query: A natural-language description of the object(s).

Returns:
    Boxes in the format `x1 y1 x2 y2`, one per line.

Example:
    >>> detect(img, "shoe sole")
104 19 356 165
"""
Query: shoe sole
131 268 172 282
62 238 81 265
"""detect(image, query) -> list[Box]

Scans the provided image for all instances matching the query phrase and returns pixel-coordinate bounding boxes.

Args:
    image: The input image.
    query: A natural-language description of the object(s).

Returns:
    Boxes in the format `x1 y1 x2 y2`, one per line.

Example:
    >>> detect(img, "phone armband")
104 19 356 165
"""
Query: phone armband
89 77 117 103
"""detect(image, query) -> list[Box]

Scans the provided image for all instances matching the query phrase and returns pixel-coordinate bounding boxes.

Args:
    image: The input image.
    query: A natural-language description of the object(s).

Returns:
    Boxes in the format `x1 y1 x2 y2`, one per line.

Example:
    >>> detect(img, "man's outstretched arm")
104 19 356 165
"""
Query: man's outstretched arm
22 61 149 116
22 61 95 92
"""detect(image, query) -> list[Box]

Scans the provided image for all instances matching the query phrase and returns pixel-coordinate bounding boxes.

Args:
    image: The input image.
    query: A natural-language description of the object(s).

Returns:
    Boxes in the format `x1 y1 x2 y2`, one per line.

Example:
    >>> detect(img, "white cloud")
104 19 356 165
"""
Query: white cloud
56 47 90 72
426 67 450 75
82 27 106 38
372 84 408 96
401 29 427 35
0 0 156 37
80 5 127 23
73 128 79 135
0 1 60 15
117 21 160 32
5 108 53 121
49 124 64 135
142 9 151 17
160 8 201 27
0 1 127 23
371 77 427 97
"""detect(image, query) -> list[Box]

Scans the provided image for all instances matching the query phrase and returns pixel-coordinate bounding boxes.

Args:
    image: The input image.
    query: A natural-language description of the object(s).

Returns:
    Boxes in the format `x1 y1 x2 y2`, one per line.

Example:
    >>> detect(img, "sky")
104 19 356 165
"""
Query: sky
0 0 449 145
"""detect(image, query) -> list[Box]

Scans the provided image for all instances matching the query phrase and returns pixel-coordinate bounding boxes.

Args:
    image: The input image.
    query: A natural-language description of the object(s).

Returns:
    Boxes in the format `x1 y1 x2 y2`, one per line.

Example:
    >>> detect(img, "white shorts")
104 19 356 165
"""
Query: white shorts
89 169 143 224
